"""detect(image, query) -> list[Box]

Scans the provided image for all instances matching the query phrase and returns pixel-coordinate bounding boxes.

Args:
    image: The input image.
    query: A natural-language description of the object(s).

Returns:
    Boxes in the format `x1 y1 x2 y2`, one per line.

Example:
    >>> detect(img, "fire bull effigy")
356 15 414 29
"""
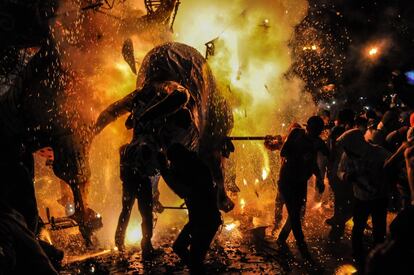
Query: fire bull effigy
0 41 101 246
94 42 235 211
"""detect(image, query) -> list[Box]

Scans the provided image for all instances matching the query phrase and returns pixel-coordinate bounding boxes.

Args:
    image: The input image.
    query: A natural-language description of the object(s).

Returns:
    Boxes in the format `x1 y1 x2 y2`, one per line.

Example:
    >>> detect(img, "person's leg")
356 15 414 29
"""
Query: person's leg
276 189 292 243
277 217 292 244
173 222 191 263
288 195 310 258
371 198 387 245
114 182 135 250
189 214 221 274
136 176 154 255
274 191 284 230
326 175 338 223
352 199 370 264
330 182 353 240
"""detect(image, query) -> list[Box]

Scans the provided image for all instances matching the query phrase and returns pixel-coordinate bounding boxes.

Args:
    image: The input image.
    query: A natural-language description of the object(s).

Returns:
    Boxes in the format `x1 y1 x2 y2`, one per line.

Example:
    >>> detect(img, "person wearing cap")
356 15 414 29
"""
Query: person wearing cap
337 129 392 268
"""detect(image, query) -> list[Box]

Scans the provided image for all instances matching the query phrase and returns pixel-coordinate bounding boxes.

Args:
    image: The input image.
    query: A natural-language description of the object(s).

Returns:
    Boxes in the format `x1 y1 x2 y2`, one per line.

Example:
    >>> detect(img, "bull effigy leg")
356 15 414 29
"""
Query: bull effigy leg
70 181 92 246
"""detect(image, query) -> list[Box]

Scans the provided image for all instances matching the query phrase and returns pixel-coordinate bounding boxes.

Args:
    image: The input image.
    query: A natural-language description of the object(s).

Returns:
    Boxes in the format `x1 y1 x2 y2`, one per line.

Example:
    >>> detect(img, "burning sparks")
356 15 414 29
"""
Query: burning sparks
335 264 357 275
303 44 318 51
36 0 314 249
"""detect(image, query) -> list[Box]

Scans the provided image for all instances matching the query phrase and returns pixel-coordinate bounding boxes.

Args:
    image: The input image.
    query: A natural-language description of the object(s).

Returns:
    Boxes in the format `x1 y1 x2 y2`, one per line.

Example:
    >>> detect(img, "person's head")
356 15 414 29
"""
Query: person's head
288 122 302 132
319 109 331 125
336 129 369 159
378 109 400 131
354 116 368 133
337 109 355 129
306 116 324 137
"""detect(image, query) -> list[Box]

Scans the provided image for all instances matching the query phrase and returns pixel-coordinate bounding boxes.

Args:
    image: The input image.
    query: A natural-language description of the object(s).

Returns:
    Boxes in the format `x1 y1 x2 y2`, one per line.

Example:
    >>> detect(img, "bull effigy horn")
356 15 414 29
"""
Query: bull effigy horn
122 38 137 75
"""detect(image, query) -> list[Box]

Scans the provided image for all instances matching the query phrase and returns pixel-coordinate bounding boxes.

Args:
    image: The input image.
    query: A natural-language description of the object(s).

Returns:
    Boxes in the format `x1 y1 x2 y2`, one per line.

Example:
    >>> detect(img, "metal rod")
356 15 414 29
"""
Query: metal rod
229 136 267 141
163 206 187 210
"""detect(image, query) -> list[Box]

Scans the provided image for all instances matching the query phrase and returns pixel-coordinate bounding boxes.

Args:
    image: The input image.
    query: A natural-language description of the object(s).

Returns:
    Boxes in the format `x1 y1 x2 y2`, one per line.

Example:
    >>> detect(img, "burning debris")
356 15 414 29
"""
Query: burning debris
1 0 414 274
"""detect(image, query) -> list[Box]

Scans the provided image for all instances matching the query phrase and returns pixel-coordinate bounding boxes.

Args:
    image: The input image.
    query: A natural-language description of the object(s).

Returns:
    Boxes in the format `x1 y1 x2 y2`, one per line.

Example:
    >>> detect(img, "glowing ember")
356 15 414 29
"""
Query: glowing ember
311 201 322 210
125 225 142 246
303 44 318 51
368 47 378 56
335 264 357 275
261 168 269 180
239 198 246 211
225 223 237 231
243 178 248 186
39 229 53 245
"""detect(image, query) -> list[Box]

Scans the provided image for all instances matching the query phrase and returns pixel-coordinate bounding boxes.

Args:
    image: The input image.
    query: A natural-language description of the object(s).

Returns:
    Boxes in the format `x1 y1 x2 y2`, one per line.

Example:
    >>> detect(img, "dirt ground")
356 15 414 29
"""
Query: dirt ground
58 186 386 275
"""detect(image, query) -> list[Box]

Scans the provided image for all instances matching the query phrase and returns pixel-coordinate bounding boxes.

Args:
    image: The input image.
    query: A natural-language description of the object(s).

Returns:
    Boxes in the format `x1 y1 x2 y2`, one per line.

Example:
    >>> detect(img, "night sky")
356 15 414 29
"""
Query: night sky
292 0 414 109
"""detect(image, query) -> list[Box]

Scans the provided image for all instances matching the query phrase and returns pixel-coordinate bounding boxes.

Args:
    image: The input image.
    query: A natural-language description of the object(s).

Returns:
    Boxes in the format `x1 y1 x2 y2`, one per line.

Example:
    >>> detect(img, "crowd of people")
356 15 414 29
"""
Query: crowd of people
265 106 414 273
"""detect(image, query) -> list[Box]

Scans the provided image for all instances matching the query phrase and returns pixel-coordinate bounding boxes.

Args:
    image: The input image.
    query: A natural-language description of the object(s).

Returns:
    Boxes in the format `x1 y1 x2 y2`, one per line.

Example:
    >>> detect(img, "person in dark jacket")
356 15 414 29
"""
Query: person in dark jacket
365 142 414 275
158 143 221 274
0 202 58 275
276 116 326 262
325 109 355 241
337 129 392 268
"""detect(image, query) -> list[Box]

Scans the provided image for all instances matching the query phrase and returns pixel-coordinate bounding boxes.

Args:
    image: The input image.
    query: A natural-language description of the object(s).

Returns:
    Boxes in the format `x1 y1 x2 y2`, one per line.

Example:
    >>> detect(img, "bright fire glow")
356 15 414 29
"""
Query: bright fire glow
364 38 391 60
125 225 142 246
368 47 378 56
240 198 246 210
303 44 318 51
311 201 322 211
261 167 269 180
335 264 357 275
225 223 237 231
39 229 53 245
36 0 315 247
